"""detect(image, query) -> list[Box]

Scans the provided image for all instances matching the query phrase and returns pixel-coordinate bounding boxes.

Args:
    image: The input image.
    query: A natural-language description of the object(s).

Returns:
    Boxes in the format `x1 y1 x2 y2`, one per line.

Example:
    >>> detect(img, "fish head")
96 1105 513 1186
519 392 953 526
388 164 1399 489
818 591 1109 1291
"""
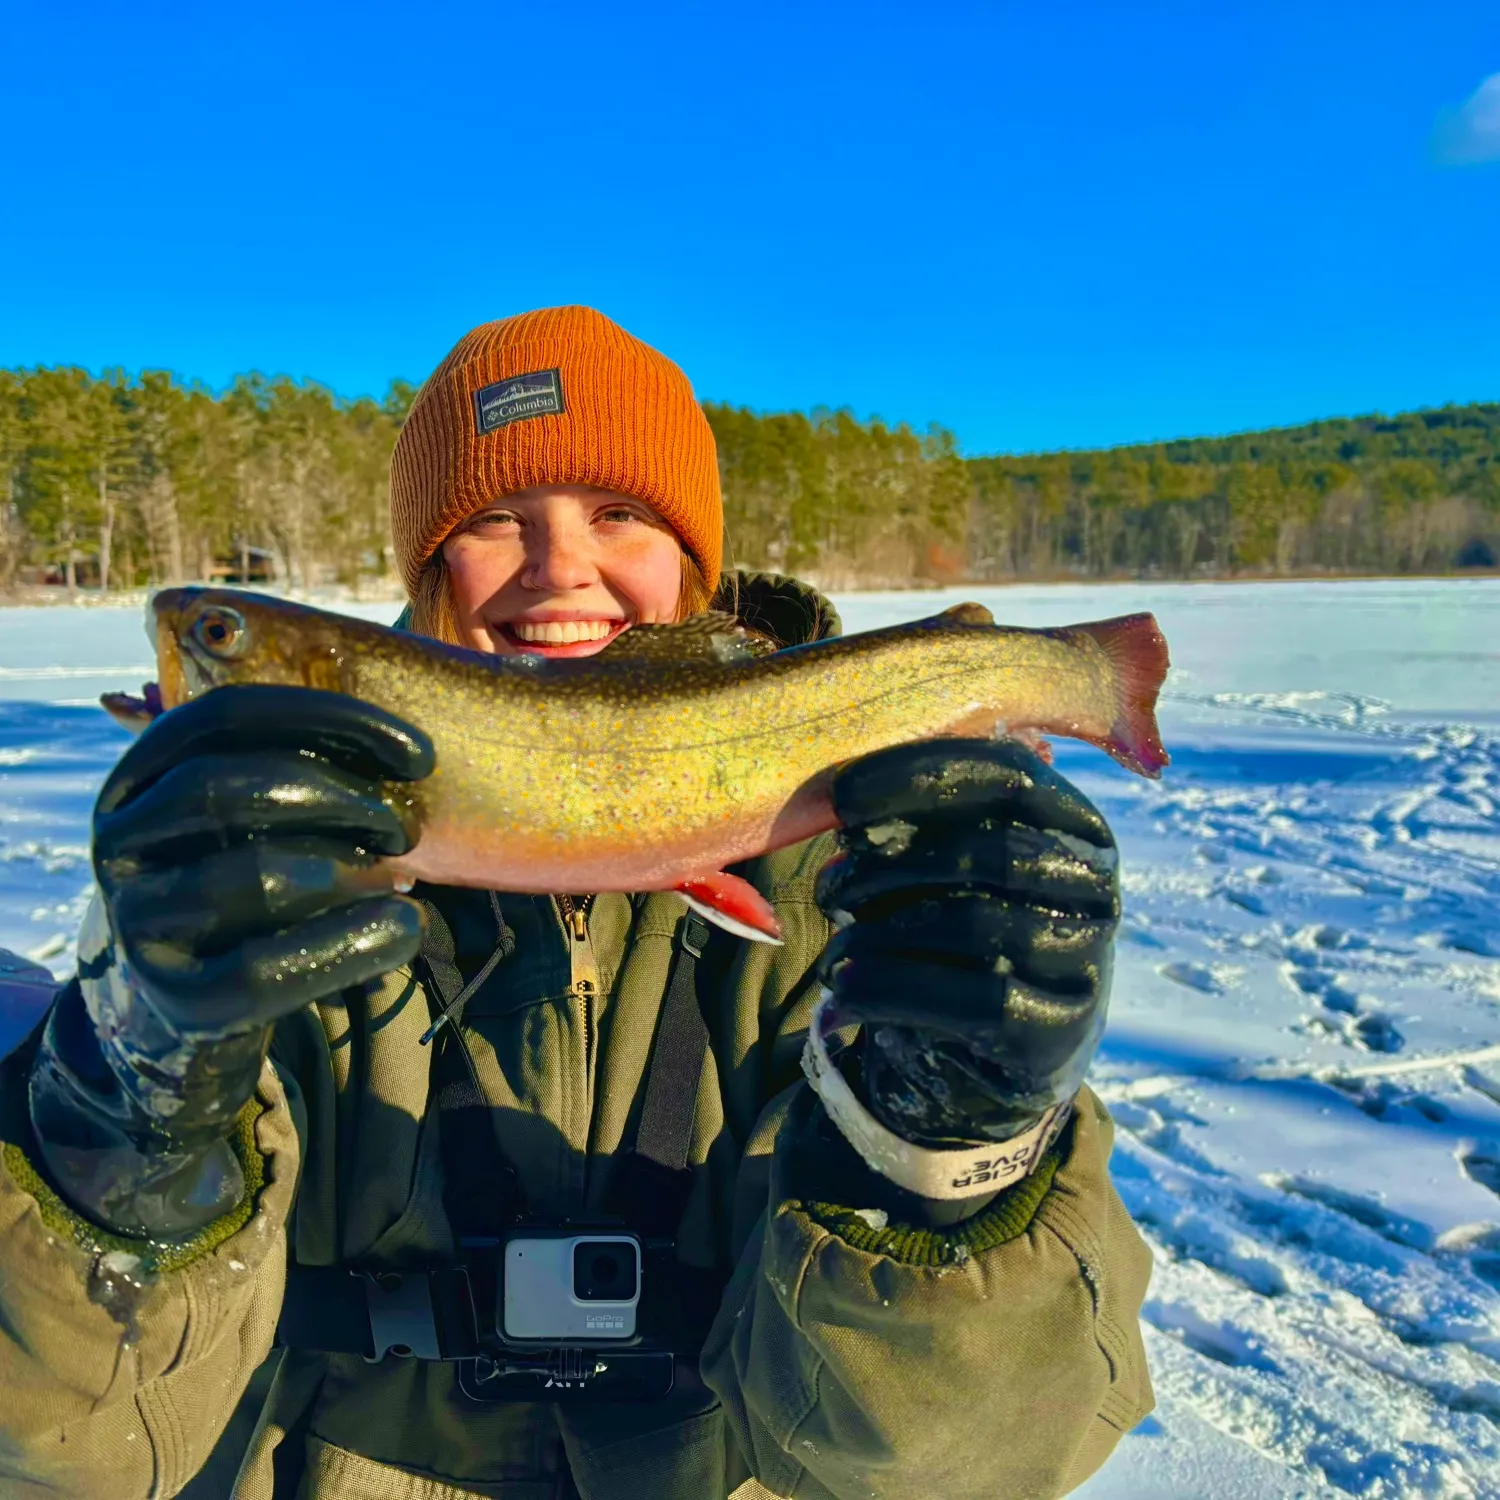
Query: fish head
151 586 349 706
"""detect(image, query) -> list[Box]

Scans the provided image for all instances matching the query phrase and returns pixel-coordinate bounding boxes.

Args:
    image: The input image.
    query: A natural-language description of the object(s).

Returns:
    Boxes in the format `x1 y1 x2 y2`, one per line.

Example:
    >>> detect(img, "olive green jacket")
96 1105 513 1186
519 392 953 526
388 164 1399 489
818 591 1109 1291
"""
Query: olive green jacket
0 575 1153 1500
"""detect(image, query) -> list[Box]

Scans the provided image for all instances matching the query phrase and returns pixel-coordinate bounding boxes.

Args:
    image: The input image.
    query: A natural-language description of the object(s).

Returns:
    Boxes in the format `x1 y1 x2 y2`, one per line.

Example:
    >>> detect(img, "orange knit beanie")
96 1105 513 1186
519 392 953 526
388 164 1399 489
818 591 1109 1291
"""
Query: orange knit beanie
390 307 722 595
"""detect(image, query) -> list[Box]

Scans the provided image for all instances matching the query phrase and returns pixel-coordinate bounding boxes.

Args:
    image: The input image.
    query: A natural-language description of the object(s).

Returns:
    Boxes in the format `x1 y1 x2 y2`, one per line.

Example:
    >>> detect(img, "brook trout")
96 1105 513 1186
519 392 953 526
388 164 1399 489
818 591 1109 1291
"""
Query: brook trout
107 588 1170 942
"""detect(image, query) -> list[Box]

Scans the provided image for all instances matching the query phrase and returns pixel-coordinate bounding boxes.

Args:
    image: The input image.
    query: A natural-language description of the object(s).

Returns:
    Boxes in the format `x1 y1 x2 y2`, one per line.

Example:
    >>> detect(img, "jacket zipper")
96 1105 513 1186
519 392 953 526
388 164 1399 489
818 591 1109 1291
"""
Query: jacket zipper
557 894 598 1123
557 893 594 942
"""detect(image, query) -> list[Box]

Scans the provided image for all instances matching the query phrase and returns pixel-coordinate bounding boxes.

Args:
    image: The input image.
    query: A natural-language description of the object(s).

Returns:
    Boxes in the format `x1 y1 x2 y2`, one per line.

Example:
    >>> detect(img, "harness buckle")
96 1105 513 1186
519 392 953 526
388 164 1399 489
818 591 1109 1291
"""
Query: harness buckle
680 913 710 959
357 1270 443 1362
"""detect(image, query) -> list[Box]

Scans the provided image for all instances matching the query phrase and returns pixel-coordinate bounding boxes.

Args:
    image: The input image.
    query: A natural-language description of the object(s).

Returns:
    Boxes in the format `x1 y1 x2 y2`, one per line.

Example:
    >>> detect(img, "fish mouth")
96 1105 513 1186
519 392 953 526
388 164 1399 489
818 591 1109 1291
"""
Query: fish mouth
488 617 630 658
153 596 196 708
106 587 200 724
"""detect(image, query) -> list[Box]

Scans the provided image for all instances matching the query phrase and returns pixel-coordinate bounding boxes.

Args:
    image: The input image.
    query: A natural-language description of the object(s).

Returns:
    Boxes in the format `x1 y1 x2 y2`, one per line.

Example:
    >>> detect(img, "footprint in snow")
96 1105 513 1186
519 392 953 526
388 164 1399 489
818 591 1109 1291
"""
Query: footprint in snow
1281 963 1354 1008
1459 1143 1500 1199
1159 961 1223 994
1300 1007 1404 1054
1349 1011 1404 1054
1445 929 1500 958
1270 1174 1432 1252
1142 1298 1283 1374
1329 1077 1446 1124
1435 1223 1500 1290
1220 885 1268 915
1289 923 1364 952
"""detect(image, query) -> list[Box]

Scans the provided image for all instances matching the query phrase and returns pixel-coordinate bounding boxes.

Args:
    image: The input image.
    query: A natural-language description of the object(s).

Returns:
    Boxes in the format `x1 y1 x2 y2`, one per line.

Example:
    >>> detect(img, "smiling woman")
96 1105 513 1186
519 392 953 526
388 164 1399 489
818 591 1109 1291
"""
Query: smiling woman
395 307 722 649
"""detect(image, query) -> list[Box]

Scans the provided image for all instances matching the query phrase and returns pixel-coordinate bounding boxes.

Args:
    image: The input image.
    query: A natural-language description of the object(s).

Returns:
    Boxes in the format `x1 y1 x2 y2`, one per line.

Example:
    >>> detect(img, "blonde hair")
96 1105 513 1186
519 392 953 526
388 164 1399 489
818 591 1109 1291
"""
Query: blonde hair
410 547 717 646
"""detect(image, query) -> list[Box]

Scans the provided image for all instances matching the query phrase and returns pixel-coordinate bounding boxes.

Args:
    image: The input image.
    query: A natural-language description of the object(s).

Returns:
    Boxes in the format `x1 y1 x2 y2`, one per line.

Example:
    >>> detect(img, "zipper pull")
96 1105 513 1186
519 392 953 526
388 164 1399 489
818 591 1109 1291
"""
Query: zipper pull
569 907 587 941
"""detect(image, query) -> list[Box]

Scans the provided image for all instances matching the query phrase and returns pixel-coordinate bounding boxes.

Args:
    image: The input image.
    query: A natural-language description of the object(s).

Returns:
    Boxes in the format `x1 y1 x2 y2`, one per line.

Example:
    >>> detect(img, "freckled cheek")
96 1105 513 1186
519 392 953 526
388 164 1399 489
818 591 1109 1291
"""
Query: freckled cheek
444 540 525 617
601 535 683 621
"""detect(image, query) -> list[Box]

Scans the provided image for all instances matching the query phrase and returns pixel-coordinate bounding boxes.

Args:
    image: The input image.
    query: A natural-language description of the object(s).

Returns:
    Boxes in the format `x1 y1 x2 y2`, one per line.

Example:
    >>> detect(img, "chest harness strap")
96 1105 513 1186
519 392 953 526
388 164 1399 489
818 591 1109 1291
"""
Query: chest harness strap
276 902 722 1364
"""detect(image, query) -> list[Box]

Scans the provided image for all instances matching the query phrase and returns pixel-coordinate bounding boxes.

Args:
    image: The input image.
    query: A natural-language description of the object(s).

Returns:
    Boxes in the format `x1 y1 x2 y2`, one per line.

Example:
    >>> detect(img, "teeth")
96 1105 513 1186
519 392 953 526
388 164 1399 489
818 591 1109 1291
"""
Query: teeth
512 620 617 645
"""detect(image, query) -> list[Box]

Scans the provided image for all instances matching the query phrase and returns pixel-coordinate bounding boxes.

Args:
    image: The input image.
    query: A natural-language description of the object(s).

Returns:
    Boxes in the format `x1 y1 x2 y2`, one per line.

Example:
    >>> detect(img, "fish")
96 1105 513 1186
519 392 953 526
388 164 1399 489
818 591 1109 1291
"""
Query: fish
103 587 1170 944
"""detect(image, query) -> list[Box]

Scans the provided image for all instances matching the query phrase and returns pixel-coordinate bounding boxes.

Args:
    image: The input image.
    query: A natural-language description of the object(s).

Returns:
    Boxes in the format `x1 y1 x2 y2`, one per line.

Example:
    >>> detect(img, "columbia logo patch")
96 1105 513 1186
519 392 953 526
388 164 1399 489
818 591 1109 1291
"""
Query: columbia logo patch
473 369 565 435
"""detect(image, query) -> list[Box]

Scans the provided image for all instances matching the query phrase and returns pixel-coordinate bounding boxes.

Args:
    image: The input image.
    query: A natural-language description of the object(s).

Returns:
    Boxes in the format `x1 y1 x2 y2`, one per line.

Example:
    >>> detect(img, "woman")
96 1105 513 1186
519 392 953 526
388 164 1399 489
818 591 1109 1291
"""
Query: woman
0 307 1152 1500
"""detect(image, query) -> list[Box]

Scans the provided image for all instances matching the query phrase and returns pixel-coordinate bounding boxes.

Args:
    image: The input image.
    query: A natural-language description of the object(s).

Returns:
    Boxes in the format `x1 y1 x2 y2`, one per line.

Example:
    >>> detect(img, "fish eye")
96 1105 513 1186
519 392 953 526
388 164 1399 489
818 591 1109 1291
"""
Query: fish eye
191 606 248 658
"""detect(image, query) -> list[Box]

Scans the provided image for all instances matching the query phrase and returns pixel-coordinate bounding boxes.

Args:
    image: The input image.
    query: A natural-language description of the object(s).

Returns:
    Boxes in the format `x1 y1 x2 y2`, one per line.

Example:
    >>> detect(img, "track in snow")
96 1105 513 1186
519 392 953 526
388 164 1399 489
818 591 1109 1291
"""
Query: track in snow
4 583 1500 1498
1071 686 1500 1498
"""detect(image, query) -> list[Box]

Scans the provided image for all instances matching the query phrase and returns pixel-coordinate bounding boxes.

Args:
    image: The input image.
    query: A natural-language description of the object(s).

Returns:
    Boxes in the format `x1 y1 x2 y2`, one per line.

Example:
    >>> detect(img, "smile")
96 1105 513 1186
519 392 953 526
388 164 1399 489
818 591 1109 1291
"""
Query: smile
509 619 622 645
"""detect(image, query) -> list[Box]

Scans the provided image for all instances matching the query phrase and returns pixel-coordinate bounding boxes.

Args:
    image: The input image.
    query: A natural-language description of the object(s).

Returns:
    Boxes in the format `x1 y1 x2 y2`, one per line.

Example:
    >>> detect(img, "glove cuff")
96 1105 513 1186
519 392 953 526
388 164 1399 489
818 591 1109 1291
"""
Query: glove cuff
801 989 1072 1201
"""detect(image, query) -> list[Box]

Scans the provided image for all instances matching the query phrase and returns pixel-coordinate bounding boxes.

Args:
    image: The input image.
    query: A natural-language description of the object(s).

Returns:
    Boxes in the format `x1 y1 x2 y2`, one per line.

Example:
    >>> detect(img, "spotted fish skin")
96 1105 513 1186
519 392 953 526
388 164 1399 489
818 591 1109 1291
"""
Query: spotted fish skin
138 587 1169 900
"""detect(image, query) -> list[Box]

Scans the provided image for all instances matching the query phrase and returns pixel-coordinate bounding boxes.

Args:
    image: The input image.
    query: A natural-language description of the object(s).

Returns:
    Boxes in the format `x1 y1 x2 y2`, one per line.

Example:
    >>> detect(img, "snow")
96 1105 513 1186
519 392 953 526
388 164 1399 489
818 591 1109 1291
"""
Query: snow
3 577 1500 1497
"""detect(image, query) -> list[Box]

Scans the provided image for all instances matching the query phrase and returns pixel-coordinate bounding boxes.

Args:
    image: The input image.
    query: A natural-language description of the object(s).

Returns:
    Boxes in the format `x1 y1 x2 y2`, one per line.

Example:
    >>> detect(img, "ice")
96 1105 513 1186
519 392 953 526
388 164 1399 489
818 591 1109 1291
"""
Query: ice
3 578 1500 1496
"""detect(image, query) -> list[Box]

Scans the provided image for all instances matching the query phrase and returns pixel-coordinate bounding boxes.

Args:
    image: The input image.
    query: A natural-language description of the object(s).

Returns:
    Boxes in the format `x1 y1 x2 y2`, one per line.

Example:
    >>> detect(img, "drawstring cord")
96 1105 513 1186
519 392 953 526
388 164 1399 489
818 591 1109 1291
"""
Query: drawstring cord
419 891 515 1045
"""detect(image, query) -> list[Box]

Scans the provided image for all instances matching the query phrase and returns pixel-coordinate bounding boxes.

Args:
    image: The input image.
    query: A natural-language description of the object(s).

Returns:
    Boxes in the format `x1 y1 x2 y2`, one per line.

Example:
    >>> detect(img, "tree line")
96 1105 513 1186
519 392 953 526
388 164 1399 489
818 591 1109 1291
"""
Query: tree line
0 368 412 595
966 404 1500 579
1 365 1496 594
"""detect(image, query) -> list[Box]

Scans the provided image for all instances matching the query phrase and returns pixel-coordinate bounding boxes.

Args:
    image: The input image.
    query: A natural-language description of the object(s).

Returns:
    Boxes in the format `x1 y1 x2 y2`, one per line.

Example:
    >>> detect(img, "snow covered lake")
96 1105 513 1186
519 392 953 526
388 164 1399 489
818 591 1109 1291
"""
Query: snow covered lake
2 577 1499 1498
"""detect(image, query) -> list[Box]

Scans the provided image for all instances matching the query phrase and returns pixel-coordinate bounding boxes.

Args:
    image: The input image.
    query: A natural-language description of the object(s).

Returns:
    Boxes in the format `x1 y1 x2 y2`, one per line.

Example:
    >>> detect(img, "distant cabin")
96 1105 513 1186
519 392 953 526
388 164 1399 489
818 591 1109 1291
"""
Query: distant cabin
21 546 280 590
205 547 279 585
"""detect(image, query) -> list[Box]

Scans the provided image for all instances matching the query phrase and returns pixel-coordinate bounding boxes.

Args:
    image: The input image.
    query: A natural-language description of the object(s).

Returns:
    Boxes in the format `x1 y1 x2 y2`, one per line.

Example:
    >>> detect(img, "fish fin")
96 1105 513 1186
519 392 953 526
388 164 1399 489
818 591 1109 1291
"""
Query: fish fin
1077 612 1171 778
939 705 1004 739
675 872 784 945
939 709 1058 765
1005 727 1055 765
604 614 773 666
937 602 995 627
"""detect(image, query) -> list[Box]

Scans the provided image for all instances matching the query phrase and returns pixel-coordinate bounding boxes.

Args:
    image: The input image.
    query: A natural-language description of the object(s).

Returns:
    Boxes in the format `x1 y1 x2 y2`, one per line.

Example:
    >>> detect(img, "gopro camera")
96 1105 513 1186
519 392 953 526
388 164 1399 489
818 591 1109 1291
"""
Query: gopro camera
501 1230 641 1345
456 1225 681 1402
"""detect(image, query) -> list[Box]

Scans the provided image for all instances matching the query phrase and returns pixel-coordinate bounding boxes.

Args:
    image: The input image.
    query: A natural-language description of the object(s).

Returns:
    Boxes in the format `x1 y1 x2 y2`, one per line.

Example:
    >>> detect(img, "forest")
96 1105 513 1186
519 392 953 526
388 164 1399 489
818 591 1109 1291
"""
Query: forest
1 365 1496 594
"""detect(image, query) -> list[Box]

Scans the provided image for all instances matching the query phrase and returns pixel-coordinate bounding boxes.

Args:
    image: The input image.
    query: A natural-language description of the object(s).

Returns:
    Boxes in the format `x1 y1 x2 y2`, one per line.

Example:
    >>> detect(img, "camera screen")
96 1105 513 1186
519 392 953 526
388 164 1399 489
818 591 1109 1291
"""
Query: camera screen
573 1239 639 1302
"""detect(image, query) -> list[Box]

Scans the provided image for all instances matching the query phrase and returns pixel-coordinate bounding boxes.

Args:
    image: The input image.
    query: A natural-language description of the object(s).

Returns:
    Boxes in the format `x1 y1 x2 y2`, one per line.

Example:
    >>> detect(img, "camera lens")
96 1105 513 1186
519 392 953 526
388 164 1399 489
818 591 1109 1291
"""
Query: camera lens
573 1238 638 1301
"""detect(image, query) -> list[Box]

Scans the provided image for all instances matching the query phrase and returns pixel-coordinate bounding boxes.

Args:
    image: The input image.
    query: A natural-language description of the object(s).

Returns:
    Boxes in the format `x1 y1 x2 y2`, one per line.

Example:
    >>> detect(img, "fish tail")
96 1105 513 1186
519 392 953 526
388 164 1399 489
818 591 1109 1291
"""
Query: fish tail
1074 612 1171 778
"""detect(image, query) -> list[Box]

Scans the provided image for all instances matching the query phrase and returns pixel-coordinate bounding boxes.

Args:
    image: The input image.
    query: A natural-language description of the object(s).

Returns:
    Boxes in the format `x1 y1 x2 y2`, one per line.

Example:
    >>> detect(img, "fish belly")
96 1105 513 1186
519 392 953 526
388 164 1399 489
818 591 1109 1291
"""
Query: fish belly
387 773 837 893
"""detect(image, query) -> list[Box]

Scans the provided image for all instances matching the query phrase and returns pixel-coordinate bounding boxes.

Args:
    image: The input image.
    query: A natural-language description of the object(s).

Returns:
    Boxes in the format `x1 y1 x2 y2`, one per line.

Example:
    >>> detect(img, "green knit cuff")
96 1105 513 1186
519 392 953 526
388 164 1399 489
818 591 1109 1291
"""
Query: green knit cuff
2 1096 266 1276
797 1145 1062 1267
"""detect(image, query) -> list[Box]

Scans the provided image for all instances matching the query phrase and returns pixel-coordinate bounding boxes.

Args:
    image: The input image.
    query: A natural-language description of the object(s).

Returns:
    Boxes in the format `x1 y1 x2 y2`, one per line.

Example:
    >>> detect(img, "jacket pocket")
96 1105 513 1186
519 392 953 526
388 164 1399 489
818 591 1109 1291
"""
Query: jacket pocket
563 1403 727 1500
294 1436 556 1500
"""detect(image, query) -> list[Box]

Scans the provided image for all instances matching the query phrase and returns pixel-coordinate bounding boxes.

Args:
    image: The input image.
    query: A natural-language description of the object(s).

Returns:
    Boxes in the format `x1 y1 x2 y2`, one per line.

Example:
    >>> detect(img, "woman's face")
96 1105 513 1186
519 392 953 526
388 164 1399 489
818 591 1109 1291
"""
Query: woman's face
441 484 685 659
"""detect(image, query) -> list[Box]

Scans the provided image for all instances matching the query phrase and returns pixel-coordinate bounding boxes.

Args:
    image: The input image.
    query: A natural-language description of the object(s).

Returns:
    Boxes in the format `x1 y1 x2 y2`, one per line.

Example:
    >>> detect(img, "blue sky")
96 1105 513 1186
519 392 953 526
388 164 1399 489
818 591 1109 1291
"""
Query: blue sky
1 1 1496 454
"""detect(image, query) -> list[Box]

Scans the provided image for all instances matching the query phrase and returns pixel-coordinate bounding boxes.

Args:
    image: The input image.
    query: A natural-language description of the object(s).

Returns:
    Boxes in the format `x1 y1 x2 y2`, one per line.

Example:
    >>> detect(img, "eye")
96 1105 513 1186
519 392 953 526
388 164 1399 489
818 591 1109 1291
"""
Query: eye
191 606 248 658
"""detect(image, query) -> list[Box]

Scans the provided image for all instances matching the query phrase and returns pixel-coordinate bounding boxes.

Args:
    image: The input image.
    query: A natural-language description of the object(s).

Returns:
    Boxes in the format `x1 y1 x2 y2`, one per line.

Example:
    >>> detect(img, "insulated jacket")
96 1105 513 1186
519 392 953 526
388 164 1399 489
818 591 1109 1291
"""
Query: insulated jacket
0 573 1153 1500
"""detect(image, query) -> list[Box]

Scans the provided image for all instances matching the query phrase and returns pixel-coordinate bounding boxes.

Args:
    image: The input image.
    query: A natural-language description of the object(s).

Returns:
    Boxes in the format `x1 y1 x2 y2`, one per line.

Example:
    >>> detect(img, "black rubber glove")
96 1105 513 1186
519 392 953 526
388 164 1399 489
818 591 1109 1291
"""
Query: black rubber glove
816 738 1119 1150
29 686 432 1238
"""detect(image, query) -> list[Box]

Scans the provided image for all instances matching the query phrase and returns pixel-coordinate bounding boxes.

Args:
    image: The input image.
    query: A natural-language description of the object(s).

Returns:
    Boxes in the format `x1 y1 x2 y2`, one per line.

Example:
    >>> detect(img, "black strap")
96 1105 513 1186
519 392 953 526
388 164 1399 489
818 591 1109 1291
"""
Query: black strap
635 913 712 1174
628 910 724 1345
615 912 713 1239
422 897 518 1244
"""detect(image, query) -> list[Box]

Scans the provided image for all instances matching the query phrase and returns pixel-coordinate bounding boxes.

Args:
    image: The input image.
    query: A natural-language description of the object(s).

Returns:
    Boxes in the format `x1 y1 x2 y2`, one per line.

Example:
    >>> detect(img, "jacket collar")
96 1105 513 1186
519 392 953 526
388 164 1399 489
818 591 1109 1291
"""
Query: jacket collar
715 570 841 648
